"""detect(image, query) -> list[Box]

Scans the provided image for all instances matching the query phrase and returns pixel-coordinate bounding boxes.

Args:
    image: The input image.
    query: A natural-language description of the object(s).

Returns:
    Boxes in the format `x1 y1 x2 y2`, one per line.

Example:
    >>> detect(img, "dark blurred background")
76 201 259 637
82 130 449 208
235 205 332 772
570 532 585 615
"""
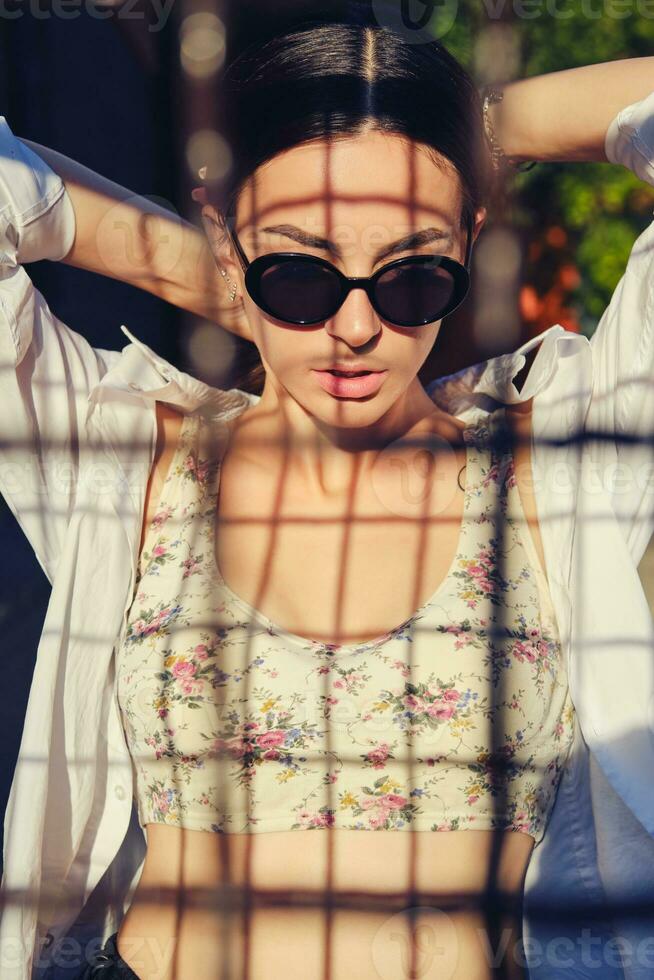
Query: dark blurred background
1 0 653 871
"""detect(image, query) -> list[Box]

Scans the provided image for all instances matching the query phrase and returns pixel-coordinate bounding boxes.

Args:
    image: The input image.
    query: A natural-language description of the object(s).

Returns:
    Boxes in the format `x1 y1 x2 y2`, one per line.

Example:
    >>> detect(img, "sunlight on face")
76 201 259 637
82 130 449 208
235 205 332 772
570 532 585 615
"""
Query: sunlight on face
225 131 473 429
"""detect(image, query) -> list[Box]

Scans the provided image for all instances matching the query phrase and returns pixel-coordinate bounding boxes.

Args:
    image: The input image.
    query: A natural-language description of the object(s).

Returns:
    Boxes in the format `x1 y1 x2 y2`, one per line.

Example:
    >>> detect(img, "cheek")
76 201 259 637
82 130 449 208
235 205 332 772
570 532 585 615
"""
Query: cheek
249 318 304 380
393 325 441 367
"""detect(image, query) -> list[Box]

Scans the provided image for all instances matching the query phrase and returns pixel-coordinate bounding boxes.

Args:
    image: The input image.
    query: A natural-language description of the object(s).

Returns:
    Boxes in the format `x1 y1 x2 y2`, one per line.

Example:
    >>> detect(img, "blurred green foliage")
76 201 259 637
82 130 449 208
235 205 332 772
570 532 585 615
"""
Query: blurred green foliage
434 0 654 337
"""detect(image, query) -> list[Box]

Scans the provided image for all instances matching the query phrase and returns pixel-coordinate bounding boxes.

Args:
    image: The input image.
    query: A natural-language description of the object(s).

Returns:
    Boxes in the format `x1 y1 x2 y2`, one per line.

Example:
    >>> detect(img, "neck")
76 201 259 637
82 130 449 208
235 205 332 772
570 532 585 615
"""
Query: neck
244 375 449 498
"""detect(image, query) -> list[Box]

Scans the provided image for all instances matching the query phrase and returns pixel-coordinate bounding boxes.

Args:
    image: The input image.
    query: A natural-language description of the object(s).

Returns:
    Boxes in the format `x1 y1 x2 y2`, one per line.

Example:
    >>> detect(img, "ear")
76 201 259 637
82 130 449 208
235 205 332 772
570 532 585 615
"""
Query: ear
198 203 245 288
472 206 487 243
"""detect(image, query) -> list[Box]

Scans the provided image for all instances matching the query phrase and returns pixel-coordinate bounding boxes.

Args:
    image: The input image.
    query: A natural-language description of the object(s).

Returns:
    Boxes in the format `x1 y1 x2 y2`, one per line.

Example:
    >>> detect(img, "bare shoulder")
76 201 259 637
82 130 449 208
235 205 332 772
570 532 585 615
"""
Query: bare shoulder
139 402 186 557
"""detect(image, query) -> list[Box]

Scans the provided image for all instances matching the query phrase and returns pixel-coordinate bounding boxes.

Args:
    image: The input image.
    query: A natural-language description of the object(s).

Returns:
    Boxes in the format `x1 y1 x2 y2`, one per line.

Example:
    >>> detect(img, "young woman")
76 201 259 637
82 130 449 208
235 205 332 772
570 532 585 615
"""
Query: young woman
2 15 654 980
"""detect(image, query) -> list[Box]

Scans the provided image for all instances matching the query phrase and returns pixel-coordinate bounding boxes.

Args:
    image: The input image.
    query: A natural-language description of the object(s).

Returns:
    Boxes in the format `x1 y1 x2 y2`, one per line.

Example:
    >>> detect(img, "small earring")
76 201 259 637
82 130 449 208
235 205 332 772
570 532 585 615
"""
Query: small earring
218 265 237 302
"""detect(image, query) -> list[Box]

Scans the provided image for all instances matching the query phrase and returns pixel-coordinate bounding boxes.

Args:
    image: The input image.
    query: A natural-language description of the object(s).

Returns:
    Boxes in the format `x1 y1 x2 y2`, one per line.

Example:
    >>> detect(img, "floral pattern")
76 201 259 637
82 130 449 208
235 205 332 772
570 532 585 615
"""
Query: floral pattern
115 405 576 842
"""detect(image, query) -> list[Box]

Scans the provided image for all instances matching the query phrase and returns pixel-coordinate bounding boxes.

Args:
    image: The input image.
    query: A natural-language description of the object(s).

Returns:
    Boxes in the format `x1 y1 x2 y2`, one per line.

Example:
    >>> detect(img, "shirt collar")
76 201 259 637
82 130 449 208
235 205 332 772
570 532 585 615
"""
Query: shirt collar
86 324 256 422
428 323 586 412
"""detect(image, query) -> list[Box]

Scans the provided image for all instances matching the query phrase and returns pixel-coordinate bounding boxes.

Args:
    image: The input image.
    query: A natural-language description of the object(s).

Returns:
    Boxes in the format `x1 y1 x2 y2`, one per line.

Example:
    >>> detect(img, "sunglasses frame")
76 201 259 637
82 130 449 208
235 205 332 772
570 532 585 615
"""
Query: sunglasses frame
225 211 475 328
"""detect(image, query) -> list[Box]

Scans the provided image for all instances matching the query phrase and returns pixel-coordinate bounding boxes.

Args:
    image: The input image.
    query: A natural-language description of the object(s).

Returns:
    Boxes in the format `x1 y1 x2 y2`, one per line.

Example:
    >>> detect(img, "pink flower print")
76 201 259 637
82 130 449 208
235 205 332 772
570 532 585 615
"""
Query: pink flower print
514 810 531 832
442 689 460 703
153 544 167 558
181 679 202 696
152 505 173 529
256 731 286 750
513 641 536 663
326 696 338 706
263 750 281 760
182 555 201 578
467 795 480 805
153 790 170 815
195 460 210 483
194 643 209 661
404 694 426 712
537 639 550 659
172 660 197 680
227 738 248 758
427 703 455 720
382 793 407 809
435 823 451 831
132 605 178 639
368 814 388 829
314 812 335 828
183 454 195 473
333 680 344 689
505 459 516 489
366 744 391 769
483 462 502 488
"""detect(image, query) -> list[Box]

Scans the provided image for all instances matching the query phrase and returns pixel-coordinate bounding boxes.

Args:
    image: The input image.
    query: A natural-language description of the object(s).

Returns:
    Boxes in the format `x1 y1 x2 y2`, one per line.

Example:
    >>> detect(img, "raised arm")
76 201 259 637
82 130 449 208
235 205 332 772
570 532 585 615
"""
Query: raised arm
489 55 654 165
17 135 252 339
490 67 654 567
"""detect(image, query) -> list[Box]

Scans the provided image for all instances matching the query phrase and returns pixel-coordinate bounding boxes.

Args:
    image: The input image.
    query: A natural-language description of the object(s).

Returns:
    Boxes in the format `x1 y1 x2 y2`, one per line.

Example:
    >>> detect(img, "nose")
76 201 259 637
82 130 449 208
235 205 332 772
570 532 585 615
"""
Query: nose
324 282 381 347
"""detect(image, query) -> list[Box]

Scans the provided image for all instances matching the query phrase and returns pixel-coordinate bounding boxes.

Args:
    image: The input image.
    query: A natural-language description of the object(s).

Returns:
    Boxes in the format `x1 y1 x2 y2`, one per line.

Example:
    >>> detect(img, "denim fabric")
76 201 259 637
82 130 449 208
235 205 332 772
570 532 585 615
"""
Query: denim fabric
523 720 625 979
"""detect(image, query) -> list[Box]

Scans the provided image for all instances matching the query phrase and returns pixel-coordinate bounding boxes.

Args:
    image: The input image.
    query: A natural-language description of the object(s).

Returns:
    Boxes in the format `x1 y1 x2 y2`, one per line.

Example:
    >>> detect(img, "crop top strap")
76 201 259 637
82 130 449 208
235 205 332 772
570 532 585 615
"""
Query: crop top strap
137 410 218 581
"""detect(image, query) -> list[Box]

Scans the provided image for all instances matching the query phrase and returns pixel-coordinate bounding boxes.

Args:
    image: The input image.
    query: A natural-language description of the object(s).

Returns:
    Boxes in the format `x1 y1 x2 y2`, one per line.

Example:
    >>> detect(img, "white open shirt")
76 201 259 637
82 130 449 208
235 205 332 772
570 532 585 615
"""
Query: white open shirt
1 97 654 979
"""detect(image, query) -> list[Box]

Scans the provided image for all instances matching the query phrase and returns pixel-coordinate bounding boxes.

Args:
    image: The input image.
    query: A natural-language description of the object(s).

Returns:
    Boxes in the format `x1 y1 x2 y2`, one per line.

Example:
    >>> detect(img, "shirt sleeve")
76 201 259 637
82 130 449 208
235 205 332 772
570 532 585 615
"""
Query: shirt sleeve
0 115 122 584
584 89 654 566
0 116 76 264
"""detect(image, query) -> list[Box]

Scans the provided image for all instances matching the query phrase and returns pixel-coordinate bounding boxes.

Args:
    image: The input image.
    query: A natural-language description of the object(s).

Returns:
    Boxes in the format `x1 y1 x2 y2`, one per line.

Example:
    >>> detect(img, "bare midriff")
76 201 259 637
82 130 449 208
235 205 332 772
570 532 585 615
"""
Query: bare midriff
117 825 534 980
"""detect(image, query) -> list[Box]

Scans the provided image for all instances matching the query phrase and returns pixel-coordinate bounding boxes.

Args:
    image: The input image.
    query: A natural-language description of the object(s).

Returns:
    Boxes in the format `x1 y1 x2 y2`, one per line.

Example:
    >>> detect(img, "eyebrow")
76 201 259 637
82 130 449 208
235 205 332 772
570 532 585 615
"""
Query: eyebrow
257 224 454 263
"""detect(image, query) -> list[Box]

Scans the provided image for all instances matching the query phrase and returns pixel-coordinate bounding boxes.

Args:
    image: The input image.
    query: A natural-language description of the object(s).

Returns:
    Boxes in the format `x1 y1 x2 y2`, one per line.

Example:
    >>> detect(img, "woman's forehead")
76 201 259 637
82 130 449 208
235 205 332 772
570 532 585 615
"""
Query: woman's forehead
237 134 462 232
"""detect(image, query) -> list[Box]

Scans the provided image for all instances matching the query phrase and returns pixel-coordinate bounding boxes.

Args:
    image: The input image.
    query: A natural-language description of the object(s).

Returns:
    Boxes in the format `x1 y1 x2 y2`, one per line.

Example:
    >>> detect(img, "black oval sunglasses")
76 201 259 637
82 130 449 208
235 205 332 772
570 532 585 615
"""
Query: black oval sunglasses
225 212 475 328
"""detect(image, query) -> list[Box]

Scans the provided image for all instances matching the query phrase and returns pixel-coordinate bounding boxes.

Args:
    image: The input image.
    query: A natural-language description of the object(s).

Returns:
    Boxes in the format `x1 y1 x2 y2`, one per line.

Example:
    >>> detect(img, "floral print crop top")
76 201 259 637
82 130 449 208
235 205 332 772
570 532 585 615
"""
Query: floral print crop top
115 401 575 843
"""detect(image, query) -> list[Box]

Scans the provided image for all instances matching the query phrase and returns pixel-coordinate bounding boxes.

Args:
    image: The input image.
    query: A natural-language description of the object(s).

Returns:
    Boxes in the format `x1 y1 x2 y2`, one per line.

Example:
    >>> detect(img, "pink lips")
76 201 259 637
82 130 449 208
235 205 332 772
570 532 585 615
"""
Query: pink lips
311 369 388 398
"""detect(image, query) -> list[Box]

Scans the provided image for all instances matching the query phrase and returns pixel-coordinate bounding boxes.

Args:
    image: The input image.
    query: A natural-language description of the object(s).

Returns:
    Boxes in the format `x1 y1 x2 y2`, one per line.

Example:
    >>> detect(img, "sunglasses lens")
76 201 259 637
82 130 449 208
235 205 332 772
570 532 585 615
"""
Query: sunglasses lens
375 261 456 325
258 260 342 323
